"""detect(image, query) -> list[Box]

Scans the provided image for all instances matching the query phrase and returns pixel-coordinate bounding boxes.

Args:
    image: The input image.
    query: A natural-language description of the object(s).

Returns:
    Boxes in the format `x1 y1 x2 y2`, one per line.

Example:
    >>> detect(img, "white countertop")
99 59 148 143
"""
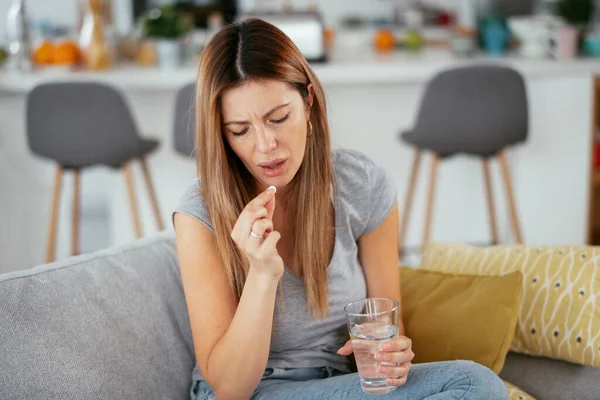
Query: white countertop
2 48 600 92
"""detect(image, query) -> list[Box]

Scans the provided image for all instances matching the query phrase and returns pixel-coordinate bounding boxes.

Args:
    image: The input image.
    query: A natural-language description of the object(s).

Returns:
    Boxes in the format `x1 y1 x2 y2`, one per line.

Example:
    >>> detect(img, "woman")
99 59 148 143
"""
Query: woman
174 18 508 400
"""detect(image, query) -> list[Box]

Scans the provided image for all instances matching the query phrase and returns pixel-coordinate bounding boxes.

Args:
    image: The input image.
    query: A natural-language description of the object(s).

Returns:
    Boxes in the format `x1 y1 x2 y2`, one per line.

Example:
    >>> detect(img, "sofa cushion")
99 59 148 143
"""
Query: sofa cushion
0 231 195 400
501 352 600 400
421 242 600 367
400 266 522 373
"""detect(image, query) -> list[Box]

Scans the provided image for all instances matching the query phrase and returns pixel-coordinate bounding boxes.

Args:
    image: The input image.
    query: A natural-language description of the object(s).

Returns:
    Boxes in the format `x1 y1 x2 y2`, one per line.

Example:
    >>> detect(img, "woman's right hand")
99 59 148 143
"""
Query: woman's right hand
230 185 284 281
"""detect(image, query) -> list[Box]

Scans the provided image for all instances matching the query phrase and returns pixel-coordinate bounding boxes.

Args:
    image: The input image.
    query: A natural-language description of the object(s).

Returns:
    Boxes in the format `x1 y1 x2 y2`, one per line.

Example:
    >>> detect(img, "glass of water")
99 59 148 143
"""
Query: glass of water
344 297 399 395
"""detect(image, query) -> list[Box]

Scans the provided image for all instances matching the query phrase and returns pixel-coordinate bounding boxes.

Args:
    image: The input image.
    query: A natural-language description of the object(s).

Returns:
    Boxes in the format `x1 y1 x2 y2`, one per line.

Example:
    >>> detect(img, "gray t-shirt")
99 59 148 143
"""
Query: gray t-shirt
174 149 397 379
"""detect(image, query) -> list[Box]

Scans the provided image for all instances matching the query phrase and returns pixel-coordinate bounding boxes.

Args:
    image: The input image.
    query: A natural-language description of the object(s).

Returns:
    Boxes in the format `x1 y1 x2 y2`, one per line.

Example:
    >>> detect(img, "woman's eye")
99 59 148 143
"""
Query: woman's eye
231 127 249 136
271 114 289 124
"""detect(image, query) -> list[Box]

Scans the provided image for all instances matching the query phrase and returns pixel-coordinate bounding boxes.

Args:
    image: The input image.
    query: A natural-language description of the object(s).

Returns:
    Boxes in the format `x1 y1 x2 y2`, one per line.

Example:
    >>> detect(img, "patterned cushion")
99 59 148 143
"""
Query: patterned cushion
504 380 536 400
420 242 600 366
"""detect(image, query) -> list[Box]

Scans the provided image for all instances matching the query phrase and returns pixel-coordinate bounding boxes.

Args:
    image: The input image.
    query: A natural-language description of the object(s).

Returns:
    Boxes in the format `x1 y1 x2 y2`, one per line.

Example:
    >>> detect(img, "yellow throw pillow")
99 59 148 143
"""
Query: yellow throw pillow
504 380 536 400
400 267 522 373
421 242 600 367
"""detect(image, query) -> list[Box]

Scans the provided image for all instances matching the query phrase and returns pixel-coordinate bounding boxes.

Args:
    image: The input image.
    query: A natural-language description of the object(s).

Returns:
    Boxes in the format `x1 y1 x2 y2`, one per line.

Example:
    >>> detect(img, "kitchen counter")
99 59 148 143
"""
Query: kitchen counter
2 48 600 91
0 48 596 271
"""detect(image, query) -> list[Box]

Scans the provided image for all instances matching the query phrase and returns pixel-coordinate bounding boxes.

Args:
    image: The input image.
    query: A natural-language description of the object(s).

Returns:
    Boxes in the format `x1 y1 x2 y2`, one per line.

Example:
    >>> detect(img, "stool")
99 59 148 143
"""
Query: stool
398 65 528 254
173 83 196 158
26 82 165 263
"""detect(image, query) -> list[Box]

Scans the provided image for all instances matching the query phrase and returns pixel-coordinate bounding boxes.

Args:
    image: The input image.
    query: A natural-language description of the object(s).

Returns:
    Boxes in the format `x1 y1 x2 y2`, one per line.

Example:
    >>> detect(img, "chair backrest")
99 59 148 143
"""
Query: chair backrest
26 82 142 167
411 65 528 156
173 82 196 158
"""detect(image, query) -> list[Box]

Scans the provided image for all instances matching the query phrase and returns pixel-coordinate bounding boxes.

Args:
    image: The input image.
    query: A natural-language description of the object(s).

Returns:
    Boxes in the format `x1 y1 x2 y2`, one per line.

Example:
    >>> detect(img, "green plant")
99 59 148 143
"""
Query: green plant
141 5 191 40
556 0 594 26
0 47 7 66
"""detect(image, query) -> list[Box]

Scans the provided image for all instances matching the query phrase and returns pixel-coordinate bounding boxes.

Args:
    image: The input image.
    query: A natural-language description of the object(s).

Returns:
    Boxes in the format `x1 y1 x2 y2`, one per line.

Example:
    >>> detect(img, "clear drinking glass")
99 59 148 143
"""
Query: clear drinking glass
344 297 399 395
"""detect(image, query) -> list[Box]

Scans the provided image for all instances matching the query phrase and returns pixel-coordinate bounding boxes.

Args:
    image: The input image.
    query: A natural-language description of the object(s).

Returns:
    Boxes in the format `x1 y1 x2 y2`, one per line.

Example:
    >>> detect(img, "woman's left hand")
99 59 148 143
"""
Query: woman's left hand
337 335 414 387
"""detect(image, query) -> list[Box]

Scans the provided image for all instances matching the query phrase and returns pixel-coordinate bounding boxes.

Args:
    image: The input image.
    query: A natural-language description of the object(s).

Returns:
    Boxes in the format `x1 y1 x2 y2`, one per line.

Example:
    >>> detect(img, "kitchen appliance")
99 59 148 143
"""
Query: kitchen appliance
237 12 326 63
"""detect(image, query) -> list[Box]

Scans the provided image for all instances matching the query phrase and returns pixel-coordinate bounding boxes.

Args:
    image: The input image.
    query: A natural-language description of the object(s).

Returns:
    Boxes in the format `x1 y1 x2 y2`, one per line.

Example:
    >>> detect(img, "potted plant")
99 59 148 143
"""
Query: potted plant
554 0 594 58
140 5 191 69
556 0 594 28
0 47 8 69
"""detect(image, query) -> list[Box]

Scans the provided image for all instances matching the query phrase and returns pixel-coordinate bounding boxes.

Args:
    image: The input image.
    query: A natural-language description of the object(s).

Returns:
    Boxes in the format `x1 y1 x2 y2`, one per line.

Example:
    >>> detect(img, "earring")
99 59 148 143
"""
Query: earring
307 120 313 137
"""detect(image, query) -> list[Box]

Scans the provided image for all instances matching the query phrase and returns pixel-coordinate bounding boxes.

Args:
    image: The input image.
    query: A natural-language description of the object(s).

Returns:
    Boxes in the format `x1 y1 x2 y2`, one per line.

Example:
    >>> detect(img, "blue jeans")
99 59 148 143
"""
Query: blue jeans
191 360 508 399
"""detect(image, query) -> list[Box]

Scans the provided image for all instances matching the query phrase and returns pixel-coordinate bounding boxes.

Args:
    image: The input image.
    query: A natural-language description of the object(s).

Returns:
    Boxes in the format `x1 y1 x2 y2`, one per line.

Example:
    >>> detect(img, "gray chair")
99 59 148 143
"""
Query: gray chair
173 82 196 158
399 65 528 254
26 82 165 263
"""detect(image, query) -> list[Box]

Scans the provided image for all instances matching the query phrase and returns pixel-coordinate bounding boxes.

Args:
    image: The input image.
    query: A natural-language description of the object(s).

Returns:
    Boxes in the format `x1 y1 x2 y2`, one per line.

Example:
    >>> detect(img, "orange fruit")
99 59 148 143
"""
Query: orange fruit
53 40 81 65
33 40 55 64
374 29 396 52
324 27 336 49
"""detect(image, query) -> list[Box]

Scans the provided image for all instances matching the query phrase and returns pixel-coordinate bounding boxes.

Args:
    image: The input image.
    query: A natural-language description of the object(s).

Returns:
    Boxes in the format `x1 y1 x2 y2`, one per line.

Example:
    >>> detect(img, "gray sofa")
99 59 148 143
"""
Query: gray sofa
0 232 598 400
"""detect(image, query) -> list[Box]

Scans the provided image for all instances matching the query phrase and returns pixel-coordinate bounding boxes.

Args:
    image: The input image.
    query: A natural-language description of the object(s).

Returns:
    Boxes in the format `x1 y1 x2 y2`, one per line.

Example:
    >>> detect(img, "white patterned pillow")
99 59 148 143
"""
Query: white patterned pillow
421 242 600 366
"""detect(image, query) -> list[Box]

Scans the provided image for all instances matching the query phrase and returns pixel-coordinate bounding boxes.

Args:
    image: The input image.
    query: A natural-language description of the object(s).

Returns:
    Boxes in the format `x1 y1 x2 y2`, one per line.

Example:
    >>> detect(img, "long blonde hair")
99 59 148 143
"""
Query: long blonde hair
195 19 334 317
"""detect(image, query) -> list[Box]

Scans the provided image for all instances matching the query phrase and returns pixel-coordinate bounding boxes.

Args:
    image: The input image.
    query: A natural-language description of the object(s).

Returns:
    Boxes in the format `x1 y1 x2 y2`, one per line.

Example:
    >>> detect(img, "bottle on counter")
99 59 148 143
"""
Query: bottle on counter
480 14 510 56
450 0 478 57
457 0 477 30
5 0 33 72
79 0 112 70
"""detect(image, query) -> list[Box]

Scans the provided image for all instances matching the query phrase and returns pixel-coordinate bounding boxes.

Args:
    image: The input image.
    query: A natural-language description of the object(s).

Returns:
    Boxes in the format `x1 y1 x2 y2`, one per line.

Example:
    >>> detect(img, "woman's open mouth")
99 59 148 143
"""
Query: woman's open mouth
260 159 287 177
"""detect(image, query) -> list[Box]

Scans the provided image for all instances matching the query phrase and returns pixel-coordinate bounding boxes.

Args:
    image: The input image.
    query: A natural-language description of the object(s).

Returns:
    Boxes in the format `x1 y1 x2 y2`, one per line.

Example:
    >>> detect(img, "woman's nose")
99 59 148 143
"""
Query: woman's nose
255 127 277 153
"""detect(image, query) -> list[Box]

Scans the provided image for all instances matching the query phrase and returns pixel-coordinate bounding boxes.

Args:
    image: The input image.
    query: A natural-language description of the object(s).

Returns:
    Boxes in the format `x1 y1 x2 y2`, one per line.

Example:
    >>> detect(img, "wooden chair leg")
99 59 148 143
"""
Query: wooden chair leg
123 163 143 238
482 158 499 245
72 169 81 256
422 153 440 251
46 165 63 263
399 150 422 256
498 151 524 243
139 157 165 231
